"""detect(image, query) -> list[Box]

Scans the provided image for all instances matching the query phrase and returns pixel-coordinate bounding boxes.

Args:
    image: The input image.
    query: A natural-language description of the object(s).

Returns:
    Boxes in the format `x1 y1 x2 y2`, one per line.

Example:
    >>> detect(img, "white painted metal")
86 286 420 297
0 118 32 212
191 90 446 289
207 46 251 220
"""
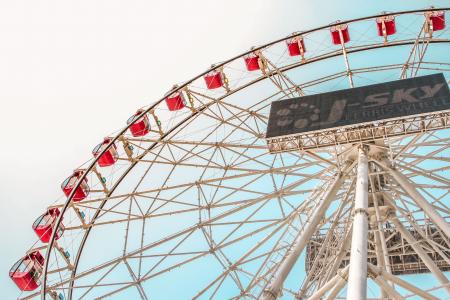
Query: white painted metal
390 217 450 295
368 263 440 300
371 275 404 300
261 172 346 300
378 159 450 239
326 275 348 300
346 147 369 300
308 266 349 300
8 8 448 300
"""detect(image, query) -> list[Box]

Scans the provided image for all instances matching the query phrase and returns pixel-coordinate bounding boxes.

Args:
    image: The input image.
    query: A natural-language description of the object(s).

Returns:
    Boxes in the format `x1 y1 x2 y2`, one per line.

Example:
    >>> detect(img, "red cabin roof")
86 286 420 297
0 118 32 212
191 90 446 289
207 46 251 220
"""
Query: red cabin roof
127 109 150 137
330 23 350 45
376 15 396 36
10 250 44 291
244 52 261 71
204 70 224 90
33 208 64 243
93 138 118 167
165 90 186 111
286 37 306 57
428 11 446 31
61 169 89 201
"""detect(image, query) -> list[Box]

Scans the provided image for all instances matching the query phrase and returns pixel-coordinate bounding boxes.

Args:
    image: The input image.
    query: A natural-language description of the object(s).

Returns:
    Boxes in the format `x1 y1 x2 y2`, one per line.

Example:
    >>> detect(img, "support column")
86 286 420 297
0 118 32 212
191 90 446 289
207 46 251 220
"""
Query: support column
261 173 345 300
371 274 404 300
326 274 348 300
297 184 353 299
373 227 389 299
368 263 439 300
308 266 349 300
370 189 392 299
377 159 450 239
371 191 392 274
347 147 369 300
390 217 450 295
384 192 450 267
325 226 352 284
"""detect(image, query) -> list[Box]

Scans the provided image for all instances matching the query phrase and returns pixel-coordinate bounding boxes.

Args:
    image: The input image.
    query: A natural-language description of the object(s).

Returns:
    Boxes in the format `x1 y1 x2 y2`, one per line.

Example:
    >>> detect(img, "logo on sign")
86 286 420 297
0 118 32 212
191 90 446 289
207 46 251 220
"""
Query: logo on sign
276 100 347 129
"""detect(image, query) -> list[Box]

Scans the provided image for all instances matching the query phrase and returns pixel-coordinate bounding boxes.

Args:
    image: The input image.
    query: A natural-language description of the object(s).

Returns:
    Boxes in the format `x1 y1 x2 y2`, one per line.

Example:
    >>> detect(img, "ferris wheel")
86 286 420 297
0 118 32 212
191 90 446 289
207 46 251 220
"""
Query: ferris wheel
9 7 450 300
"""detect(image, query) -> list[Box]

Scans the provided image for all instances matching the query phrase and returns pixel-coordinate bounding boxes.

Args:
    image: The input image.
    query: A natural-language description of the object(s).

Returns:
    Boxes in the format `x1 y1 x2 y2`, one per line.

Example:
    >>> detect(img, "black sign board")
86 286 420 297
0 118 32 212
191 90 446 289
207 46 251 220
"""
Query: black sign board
266 73 450 138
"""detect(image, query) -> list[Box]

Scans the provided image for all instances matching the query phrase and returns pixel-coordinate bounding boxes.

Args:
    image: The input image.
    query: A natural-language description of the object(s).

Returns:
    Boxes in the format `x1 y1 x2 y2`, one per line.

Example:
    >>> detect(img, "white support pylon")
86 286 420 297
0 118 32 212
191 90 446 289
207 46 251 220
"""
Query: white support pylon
390 217 450 295
376 158 450 239
261 170 347 300
326 277 348 300
370 273 404 300
346 146 369 300
367 263 439 300
308 266 349 300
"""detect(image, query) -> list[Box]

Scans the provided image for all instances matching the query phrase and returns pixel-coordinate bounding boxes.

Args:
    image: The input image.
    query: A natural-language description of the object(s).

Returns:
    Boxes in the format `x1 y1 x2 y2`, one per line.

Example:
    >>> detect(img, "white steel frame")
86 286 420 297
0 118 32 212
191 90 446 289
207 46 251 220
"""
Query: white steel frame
11 8 450 300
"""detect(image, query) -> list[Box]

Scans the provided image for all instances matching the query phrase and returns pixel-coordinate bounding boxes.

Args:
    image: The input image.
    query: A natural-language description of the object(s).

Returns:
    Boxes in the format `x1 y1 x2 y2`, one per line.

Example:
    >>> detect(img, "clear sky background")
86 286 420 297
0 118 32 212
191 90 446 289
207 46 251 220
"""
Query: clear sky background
0 0 445 298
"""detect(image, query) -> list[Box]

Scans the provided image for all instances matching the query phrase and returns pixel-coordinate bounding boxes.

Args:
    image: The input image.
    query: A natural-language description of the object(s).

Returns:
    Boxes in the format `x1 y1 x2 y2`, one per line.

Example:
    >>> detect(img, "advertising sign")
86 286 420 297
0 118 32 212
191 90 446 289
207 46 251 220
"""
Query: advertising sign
266 73 450 138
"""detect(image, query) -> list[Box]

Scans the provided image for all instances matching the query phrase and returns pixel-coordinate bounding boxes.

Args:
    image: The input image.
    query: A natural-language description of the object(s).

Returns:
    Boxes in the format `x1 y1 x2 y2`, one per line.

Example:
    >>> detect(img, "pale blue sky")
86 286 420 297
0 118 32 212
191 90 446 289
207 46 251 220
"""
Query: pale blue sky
0 0 446 299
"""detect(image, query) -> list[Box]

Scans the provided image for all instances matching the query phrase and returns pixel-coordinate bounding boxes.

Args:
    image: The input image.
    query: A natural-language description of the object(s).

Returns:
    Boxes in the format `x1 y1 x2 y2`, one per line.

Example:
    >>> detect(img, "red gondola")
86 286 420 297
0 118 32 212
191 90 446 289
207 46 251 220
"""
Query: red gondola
61 169 89 201
286 37 306 56
92 138 118 167
244 52 261 71
127 109 150 136
9 251 44 291
428 11 446 31
376 15 396 36
165 90 186 111
32 208 64 243
330 23 350 45
204 70 224 89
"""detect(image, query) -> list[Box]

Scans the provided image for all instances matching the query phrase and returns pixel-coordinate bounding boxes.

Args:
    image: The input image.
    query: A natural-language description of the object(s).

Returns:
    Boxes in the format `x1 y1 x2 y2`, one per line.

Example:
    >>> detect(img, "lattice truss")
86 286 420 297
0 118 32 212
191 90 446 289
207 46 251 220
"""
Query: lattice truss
14 8 450 300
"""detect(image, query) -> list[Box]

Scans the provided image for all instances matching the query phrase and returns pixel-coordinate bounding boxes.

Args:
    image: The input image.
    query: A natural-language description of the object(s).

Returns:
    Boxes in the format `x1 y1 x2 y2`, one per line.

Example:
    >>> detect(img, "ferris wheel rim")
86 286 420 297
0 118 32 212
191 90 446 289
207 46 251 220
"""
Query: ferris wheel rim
27 7 450 299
